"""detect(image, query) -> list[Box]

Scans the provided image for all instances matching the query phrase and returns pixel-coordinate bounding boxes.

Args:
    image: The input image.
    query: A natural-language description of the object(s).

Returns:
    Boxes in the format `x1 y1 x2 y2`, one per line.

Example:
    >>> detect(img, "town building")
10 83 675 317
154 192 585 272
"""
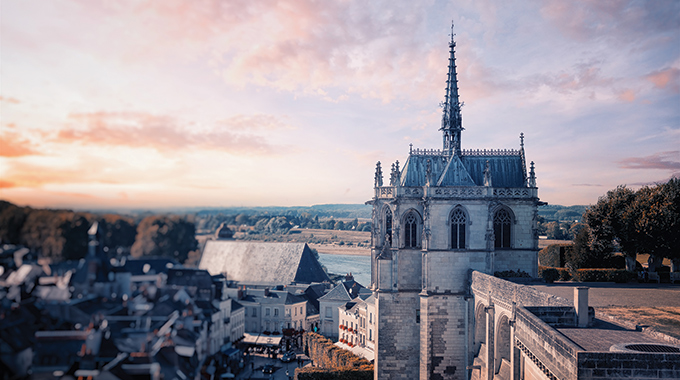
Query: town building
318 274 371 339
199 241 331 286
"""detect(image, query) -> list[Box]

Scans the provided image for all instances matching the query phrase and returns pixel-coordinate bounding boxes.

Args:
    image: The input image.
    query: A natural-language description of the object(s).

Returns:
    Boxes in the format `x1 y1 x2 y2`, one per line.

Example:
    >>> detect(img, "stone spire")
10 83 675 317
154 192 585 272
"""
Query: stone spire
440 23 464 157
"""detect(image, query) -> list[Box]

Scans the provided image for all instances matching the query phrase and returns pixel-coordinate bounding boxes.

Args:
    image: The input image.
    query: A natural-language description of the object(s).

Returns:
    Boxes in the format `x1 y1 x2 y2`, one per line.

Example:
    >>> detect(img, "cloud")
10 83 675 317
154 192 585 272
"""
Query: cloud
571 183 603 187
0 96 21 104
645 67 680 93
55 111 284 155
0 132 39 157
0 180 17 189
540 0 680 42
618 151 680 170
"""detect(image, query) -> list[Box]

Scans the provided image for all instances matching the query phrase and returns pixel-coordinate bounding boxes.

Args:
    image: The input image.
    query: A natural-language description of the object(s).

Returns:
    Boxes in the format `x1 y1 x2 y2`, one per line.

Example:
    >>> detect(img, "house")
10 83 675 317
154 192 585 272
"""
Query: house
198 241 331 286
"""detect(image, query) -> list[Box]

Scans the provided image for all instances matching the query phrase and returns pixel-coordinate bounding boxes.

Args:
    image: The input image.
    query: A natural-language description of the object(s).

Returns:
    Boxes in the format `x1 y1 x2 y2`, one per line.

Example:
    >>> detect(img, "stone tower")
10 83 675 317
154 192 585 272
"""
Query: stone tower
369 30 541 380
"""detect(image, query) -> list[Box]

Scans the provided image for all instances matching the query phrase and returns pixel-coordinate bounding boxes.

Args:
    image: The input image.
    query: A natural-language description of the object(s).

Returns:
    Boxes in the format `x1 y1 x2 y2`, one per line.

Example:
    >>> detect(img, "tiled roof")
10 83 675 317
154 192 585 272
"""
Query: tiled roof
199 241 330 286
319 283 352 302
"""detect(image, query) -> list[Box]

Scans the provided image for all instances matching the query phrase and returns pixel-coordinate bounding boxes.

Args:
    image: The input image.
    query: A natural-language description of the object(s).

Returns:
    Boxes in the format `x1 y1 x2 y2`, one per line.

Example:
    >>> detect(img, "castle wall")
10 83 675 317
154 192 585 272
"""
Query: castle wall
375 291 421 380
420 294 468 380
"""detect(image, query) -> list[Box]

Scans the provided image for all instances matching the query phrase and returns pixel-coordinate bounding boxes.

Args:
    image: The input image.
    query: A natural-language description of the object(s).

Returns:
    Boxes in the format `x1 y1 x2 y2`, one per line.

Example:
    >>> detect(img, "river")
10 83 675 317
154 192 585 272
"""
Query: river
318 253 371 287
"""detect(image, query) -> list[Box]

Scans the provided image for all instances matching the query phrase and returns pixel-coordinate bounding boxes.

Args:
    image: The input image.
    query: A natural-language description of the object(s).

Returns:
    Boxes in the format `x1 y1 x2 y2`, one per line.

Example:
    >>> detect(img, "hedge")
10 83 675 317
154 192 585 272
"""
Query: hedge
297 332 373 380
572 268 634 283
538 244 570 267
538 266 571 282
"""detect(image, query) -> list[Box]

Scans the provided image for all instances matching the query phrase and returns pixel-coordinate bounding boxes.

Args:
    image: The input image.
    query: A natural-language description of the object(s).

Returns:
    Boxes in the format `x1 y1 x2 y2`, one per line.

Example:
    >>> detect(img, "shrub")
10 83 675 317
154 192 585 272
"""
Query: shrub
494 269 531 278
539 266 560 283
572 268 634 283
539 244 570 267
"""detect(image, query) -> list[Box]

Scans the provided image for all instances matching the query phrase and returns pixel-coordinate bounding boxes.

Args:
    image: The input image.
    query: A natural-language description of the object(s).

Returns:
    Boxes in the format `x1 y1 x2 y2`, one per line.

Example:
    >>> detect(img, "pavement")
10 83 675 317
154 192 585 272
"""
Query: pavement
235 349 309 380
530 281 680 307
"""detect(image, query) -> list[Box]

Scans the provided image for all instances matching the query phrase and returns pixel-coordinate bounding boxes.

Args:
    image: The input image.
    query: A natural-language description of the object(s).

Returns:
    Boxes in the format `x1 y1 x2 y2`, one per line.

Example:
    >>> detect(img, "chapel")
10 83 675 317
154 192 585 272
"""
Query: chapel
369 29 542 380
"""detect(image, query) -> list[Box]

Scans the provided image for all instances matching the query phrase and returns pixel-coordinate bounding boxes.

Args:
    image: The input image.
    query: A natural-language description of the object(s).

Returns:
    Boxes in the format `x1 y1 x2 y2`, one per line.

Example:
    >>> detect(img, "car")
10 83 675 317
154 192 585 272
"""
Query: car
280 351 296 363
262 364 275 374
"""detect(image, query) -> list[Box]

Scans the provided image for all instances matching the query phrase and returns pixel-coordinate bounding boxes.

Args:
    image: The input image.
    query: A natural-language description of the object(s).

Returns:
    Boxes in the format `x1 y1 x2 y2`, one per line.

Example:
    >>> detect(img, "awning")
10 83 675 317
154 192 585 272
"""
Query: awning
242 333 259 344
241 333 282 346
256 335 282 346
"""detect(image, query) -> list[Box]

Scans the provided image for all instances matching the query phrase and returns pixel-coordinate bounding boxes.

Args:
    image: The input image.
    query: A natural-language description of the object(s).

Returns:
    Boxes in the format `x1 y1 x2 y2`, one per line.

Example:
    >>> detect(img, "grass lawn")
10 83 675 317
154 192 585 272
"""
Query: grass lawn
597 306 680 340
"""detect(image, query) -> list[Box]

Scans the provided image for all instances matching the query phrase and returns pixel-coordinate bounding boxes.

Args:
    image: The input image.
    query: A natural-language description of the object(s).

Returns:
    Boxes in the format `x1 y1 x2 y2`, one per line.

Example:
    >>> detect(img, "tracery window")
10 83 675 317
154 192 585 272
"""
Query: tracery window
384 208 393 247
404 211 420 248
450 208 467 249
494 208 512 248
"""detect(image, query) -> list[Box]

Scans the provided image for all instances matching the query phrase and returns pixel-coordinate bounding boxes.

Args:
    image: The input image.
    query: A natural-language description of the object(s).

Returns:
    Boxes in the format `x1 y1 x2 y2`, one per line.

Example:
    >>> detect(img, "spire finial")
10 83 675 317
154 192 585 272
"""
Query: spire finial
440 22 464 157
520 132 525 149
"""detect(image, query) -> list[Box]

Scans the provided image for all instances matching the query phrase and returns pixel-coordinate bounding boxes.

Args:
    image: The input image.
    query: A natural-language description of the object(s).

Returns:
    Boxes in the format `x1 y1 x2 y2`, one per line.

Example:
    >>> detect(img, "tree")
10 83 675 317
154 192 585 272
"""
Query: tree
565 226 612 269
546 221 566 240
131 215 198 263
583 186 638 271
583 180 680 272
635 178 680 271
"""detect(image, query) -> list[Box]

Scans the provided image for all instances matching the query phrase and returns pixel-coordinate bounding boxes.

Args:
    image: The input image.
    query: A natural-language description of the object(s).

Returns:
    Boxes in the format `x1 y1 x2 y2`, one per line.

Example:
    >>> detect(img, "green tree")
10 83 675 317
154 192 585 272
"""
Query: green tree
565 226 612 269
583 186 639 271
131 215 198 263
635 178 680 271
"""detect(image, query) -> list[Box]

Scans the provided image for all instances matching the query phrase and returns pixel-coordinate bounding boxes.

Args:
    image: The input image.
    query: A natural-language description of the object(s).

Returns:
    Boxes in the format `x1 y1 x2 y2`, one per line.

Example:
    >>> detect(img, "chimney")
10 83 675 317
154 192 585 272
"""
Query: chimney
237 285 244 300
264 287 270 297
575 287 589 327
345 273 354 282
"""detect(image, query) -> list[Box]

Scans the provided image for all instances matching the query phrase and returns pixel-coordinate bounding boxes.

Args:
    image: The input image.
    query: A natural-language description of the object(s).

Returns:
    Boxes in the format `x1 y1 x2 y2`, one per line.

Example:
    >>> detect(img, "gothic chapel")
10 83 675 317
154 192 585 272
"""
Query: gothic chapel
369 30 542 380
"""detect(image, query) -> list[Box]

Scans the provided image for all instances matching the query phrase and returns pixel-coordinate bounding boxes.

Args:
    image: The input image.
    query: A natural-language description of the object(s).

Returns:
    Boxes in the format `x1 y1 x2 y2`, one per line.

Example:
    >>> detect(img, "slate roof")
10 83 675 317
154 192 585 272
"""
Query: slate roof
199 241 330 286
400 152 526 188
318 283 352 302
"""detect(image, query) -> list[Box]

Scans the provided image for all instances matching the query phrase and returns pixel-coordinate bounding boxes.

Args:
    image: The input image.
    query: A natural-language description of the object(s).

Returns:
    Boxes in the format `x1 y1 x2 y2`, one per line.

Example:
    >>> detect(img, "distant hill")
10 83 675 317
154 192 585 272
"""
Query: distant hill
538 205 588 222
195 204 372 219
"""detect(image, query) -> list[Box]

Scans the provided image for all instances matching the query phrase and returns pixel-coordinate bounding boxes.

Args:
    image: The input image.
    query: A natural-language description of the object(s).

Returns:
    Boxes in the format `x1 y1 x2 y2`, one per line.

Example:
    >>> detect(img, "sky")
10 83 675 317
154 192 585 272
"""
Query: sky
1 0 679 210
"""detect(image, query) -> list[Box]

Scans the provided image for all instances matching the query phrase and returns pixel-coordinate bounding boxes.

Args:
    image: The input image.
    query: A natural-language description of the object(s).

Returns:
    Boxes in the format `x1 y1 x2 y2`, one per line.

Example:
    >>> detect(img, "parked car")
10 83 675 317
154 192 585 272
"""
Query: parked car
280 351 296 363
262 364 275 374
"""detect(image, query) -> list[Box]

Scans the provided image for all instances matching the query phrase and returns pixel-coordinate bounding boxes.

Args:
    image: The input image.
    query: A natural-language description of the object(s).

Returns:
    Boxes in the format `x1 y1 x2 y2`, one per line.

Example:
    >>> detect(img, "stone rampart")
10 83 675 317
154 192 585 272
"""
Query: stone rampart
577 352 680 379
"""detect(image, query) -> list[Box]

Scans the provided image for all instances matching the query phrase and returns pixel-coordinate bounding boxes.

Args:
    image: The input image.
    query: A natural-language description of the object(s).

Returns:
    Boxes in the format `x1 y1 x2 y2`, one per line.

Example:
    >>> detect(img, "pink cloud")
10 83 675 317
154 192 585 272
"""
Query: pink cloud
618 89 636 102
55 111 283 154
645 67 680 93
0 132 39 157
0 96 21 104
618 151 680 170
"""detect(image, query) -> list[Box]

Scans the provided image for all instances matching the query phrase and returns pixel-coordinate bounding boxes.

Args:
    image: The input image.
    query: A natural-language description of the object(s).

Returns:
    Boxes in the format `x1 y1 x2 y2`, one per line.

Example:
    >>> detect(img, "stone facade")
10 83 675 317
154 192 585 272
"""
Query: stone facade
370 31 541 380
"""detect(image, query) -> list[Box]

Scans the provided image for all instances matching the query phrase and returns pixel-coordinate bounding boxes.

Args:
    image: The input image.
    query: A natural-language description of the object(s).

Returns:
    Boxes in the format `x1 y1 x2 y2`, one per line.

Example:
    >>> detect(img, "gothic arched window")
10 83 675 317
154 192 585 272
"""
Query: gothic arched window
450 208 467 249
384 208 393 247
403 211 420 248
494 208 512 248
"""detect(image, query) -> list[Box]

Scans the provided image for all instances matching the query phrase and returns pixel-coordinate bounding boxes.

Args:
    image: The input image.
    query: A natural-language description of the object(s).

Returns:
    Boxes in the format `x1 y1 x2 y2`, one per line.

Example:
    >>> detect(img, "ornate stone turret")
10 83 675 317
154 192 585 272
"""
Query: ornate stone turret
440 24 464 157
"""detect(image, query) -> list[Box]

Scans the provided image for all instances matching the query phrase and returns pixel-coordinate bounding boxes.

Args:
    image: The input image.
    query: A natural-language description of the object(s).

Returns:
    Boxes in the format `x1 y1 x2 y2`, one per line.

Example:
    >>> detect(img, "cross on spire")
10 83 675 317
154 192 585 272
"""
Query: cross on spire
440 22 464 157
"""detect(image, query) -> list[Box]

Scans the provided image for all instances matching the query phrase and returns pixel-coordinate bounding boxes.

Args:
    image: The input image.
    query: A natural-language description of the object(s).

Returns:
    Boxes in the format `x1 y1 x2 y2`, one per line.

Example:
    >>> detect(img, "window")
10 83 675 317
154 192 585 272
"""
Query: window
369 313 372 324
286 308 291 316
274 308 279 317
300 306 303 315
494 208 512 248
265 308 270 316
385 207 393 247
294 307 297 316
416 309 420 324
404 211 420 248
326 307 332 318
450 208 467 249
252 308 257 317
369 329 373 341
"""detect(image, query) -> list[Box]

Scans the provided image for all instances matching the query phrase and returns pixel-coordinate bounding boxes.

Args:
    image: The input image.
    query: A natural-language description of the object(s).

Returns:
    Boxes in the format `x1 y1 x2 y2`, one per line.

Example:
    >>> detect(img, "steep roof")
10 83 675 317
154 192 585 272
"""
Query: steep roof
318 283 352 303
400 151 525 188
199 241 330 286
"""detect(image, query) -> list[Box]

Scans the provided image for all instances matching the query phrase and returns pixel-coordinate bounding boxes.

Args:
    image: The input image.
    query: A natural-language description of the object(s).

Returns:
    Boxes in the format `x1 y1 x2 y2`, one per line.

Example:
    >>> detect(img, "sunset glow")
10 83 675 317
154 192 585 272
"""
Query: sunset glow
1 0 679 210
